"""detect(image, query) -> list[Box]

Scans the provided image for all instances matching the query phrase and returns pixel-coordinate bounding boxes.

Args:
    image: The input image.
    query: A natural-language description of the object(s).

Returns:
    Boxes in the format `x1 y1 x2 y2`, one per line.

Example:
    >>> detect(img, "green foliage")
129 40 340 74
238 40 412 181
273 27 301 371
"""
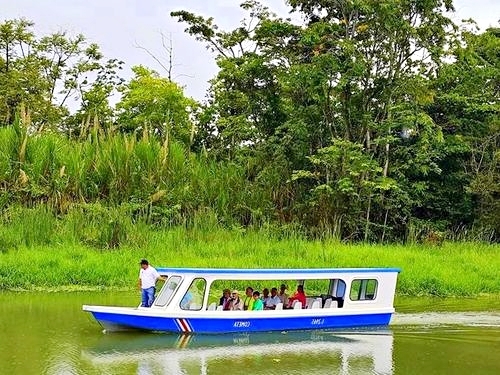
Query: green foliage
171 1 500 242
0 125 276 231
116 66 197 146
0 18 119 130
0 4 499 243
0 223 499 296
292 138 398 239
428 25 500 239
0 205 56 247
65 58 125 134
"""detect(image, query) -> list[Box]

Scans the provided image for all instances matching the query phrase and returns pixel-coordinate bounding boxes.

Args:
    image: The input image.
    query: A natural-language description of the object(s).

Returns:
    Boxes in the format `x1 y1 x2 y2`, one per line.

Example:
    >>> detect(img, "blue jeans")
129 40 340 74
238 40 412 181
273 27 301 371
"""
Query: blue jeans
141 287 156 307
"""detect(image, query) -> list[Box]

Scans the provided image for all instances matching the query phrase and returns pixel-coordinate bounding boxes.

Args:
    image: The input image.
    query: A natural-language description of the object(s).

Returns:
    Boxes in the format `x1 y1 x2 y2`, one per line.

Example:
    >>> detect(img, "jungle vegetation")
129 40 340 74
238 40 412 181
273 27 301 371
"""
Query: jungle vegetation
0 0 499 246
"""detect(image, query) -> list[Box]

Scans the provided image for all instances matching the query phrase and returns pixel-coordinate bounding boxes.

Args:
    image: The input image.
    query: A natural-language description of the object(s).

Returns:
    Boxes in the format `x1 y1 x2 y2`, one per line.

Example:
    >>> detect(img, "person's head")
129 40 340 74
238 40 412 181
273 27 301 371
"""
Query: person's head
297 285 304 293
140 259 149 270
232 290 239 299
280 284 287 293
263 288 269 297
252 291 260 300
245 287 253 296
271 287 278 296
223 288 230 297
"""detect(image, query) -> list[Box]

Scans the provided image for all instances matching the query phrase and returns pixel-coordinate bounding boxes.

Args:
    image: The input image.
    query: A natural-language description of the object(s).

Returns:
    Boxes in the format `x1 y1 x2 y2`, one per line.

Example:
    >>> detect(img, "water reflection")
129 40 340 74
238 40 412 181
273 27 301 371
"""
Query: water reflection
83 329 394 375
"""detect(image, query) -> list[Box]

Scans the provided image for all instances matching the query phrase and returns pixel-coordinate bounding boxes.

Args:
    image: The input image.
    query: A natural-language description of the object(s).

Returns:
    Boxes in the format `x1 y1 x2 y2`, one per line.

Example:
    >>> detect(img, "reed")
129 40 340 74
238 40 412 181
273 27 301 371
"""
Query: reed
0 126 273 228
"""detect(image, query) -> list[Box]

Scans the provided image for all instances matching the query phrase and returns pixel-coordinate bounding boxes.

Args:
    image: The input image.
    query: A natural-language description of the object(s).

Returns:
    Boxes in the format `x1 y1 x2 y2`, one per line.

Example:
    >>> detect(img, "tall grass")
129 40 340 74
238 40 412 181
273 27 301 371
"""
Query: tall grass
0 210 498 296
0 125 272 228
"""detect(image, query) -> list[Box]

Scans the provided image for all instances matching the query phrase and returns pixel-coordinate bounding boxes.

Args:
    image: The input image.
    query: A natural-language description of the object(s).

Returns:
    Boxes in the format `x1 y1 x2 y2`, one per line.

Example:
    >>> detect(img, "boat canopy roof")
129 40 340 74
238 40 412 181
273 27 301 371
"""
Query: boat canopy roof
156 267 401 278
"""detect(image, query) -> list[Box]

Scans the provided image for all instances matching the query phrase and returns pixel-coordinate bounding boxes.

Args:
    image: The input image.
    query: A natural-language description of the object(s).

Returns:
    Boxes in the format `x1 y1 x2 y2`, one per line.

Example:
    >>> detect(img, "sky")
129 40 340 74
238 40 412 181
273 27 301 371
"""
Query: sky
1 0 499 102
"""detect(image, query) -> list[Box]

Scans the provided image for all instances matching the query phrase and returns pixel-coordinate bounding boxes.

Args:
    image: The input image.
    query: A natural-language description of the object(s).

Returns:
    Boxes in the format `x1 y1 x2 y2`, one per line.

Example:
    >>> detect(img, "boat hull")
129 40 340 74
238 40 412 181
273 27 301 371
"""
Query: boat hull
85 307 393 334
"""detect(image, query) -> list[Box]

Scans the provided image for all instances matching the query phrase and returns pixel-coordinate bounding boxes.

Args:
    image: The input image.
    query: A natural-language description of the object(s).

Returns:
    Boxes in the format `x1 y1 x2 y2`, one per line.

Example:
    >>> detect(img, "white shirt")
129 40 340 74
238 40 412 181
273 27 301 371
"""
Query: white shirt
264 295 281 308
139 266 161 289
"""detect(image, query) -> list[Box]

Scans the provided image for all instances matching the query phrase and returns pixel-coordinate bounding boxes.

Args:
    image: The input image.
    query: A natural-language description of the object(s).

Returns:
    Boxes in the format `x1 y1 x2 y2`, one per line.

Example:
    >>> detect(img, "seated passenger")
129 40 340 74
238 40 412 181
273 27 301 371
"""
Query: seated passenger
243 286 254 311
264 287 281 310
252 291 263 310
261 287 270 307
260 288 269 308
287 285 306 309
229 290 243 310
278 283 289 306
219 289 231 310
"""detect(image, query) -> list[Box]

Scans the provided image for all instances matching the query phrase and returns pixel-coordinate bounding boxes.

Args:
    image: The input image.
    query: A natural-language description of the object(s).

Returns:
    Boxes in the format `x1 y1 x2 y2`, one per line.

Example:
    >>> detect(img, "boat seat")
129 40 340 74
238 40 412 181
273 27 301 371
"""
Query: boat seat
275 302 283 310
323 298 332 308
311 300 321 309
306 298 314 309
330 300 338 308
293 301 303 309
332 296 344 308
216 305 223 311
207 302 216 311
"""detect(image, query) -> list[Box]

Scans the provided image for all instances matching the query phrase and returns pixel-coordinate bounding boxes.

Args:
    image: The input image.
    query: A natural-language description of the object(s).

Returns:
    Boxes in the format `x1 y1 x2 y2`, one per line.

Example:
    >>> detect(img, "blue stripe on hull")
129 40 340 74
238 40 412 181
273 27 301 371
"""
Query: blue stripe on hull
91 311 180 332
91 312 392 334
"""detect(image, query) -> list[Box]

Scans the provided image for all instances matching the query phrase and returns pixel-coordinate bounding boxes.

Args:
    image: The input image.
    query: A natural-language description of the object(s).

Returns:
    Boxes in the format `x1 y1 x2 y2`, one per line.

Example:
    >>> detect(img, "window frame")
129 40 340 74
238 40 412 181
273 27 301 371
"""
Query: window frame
153 275 182 307
349 278 378 301
180 277 207 311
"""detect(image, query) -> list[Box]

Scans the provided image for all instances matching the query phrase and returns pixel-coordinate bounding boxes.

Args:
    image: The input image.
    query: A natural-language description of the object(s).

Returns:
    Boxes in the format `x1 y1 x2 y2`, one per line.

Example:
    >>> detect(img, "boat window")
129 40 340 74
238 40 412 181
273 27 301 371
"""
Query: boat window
180 278 206 311
349 279 378 301
154 275 181 307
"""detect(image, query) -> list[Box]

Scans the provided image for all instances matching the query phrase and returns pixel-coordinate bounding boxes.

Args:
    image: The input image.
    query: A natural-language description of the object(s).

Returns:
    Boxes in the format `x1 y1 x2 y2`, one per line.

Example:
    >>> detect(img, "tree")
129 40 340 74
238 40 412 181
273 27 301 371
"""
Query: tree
172 1 290 159
292 138 398 239
429 25 500 239
0 19 122 131
0 19 48 125
64 58 125 137
115 66 197 146
173 0 458 240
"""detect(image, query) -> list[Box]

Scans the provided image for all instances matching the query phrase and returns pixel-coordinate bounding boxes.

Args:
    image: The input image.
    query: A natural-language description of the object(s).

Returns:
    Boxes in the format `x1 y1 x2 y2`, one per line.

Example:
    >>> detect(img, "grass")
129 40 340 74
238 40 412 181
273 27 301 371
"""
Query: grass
0 223 499 297
0 125 270 229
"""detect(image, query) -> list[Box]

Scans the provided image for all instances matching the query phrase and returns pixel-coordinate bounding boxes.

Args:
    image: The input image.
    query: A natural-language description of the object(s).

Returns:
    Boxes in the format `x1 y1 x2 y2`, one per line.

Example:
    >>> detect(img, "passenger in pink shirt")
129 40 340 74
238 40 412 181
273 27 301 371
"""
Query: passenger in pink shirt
287 285 306 309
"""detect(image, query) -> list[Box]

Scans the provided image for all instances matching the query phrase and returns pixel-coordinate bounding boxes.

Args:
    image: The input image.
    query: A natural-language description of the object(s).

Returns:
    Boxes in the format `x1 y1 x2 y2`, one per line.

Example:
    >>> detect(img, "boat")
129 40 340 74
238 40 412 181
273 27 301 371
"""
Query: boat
82 329 394 374
83 267 400 333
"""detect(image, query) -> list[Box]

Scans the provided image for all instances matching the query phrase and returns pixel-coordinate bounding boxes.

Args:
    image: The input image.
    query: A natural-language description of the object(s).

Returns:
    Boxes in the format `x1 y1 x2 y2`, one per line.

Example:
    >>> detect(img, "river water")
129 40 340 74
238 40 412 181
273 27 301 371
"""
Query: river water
0 292 499 374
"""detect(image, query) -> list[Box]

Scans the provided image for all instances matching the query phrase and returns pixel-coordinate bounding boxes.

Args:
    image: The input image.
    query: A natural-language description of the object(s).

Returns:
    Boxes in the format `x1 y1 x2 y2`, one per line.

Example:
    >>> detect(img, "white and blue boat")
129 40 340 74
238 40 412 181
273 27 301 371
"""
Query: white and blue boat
83 267 400 334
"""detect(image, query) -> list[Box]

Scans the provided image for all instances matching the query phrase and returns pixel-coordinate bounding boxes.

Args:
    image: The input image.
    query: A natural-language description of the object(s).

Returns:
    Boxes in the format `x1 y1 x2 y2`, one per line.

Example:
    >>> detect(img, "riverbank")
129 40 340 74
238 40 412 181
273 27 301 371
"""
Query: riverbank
0 227 499 296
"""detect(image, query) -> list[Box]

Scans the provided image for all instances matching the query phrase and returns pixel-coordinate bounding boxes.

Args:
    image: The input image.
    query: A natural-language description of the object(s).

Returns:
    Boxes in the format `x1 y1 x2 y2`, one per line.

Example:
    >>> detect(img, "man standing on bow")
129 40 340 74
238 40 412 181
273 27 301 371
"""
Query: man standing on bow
138 259 165 307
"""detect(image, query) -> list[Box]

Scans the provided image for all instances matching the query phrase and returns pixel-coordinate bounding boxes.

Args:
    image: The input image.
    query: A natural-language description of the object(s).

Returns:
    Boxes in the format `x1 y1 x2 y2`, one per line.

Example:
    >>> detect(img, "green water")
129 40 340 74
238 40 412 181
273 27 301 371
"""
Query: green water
0 292 499 374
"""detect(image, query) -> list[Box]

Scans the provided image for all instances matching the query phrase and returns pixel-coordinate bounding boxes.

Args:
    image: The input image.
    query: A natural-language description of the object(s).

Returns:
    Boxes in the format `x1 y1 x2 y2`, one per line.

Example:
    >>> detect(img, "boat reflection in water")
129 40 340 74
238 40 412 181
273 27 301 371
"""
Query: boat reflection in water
83 328 394 374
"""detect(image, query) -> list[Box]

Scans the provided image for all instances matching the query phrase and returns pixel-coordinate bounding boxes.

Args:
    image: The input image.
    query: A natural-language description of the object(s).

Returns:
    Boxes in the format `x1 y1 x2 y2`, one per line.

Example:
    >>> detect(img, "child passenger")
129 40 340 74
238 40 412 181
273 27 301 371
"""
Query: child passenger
252 291 263 310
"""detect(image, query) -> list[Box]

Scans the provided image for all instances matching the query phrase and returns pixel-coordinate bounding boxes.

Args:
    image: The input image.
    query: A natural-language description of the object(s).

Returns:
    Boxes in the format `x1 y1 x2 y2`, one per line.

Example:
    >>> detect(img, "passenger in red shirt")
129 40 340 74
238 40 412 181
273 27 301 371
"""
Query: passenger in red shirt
287 285 306 309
